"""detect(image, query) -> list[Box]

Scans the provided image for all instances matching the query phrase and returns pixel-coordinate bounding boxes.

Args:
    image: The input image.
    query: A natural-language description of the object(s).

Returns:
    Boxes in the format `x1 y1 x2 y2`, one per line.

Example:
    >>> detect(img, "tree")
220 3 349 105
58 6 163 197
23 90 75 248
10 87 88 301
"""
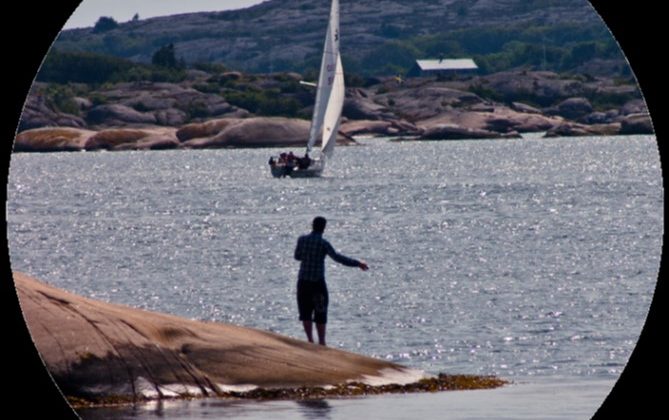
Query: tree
132 13 140 22
92 16 119 33
152 43 178 68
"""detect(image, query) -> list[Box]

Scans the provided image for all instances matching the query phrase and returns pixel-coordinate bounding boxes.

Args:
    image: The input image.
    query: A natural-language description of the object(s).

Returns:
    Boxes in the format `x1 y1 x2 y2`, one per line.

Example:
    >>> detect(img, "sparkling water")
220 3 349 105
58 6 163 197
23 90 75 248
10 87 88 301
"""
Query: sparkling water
7 135 662 418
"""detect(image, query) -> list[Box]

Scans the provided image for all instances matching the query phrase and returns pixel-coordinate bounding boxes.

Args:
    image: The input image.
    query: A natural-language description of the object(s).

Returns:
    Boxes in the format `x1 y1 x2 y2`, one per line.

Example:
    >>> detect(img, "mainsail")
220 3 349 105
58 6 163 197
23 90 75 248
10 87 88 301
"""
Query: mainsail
306 0 344 160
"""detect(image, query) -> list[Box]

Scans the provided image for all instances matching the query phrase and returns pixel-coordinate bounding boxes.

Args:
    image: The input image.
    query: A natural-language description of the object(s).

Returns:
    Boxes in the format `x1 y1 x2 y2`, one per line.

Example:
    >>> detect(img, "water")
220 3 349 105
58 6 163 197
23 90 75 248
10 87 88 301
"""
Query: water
6 135 663 418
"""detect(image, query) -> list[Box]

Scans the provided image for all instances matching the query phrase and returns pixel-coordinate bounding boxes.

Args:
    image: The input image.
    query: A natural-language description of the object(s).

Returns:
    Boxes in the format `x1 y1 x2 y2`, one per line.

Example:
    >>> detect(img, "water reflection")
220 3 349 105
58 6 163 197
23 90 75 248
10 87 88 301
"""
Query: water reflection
296 399 332 419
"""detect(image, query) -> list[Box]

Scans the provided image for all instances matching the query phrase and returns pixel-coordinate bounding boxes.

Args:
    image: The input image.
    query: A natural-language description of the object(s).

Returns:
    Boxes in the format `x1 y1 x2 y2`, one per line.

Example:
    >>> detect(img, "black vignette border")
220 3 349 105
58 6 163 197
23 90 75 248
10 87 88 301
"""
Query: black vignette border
587 1 666 419
3 2 82 419
1 1 666 419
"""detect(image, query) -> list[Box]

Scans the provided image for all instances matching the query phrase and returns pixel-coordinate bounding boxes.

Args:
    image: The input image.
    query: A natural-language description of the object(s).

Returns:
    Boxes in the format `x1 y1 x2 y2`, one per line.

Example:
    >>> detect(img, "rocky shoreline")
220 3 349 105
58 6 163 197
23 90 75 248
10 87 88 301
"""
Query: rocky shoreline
14 272 506 408
14 70 653 153
13 118 356 153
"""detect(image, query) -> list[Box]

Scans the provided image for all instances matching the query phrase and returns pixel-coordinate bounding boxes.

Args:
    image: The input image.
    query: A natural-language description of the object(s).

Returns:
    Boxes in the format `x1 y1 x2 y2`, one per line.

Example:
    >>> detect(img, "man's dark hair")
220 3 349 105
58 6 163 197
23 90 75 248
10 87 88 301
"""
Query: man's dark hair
312 216 327 233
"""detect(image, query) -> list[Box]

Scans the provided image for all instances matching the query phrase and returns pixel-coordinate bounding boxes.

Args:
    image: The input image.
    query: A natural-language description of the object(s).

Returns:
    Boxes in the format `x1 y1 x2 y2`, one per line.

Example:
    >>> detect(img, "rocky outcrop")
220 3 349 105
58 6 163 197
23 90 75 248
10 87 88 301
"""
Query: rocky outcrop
14 127 95 152
620 99 648 116
176 118 243 142
619 113 654 135
187 117 311 148
15 70 653 150
154 108 189 127
84 128 154 150
19 82 250 131
15 272 500 405
14 272 507 405
579 110 620 125
510 102 542 114
86 104 158 126
13 118 358 152
416 106 563 139
343 90 393 121
376 85 484 122
340 119 420 137
472 71 585 106
420 124 509 140
544 122 621 137
179 117 355 149
14 127 182 152
85 128 181 151
19 93 87 132
552 97 593 120
92 82 245 124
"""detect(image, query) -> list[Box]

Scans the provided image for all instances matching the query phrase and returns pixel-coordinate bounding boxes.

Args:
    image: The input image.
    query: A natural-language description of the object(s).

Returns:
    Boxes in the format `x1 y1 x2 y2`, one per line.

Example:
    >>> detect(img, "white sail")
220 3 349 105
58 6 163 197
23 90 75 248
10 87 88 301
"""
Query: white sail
321 54 344 158
306 0 343 157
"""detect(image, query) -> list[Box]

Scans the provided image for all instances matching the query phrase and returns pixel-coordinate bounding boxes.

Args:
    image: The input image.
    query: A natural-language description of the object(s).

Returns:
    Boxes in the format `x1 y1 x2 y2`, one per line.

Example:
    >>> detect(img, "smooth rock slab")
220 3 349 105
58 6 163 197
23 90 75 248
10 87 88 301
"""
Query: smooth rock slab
14 272 423 405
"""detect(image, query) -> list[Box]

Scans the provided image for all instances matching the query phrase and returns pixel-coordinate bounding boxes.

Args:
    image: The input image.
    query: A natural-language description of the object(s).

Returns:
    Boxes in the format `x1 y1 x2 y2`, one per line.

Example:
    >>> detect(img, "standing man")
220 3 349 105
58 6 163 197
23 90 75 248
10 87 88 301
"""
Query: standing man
294 216 368 346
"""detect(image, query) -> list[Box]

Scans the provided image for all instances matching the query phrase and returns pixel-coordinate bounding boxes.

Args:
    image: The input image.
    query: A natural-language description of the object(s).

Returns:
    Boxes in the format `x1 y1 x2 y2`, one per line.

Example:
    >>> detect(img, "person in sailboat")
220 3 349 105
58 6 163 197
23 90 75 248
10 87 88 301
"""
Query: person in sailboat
297 153 311 169
294 216 368 346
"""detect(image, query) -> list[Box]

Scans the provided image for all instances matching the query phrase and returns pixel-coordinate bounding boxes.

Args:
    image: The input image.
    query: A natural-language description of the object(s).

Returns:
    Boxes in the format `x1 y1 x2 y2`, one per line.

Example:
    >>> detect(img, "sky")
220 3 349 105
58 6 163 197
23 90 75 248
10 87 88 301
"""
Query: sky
64 0 267 29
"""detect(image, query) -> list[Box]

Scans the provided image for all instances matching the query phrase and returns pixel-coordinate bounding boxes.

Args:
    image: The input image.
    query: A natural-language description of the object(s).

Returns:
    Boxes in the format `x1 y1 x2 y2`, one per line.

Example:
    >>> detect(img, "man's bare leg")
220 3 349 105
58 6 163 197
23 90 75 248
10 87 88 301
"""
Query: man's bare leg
316 323 326 346
302 320 314 343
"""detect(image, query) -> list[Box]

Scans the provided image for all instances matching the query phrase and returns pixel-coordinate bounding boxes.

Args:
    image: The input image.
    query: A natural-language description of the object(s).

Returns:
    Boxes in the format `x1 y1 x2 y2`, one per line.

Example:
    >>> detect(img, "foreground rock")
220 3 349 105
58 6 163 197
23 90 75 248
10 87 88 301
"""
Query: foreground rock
15 272 504 406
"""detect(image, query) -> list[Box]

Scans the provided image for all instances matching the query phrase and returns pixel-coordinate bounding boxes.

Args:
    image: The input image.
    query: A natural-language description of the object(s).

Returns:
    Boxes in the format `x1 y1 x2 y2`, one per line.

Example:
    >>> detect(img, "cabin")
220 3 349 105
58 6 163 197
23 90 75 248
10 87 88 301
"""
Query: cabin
407 58 479 78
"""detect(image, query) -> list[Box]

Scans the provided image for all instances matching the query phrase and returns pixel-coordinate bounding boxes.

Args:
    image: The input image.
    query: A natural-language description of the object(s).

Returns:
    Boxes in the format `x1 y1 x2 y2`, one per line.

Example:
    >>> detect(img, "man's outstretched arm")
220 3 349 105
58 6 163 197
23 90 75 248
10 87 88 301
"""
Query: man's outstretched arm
326 242 368 270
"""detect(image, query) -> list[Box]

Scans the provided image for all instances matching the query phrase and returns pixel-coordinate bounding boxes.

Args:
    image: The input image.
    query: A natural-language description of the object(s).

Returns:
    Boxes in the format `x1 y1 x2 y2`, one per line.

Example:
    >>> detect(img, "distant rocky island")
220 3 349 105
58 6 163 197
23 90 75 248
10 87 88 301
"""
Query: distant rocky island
13 0 654 152
15 68 652 153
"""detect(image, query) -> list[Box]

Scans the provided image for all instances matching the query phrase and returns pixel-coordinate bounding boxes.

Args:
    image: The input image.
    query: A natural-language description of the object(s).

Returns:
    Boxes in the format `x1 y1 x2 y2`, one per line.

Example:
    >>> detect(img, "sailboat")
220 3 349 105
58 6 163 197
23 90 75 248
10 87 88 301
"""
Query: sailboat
269 0 344 178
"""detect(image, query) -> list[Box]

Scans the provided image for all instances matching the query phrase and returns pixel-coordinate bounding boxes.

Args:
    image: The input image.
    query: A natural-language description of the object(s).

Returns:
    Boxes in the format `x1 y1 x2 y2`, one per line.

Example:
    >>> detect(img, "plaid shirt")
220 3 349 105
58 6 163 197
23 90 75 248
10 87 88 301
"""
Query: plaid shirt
294 231 360 282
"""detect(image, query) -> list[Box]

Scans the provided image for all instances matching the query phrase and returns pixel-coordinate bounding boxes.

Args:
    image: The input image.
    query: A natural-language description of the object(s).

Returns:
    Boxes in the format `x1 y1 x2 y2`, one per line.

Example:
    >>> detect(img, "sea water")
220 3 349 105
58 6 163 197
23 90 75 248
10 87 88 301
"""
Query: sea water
6 135 663 419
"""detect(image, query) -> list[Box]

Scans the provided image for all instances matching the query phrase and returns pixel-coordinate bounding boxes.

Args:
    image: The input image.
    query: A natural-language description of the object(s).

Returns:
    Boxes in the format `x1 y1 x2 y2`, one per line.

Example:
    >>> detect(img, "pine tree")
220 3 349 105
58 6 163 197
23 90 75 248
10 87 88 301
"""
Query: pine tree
152 44 178 68
92 16 119 33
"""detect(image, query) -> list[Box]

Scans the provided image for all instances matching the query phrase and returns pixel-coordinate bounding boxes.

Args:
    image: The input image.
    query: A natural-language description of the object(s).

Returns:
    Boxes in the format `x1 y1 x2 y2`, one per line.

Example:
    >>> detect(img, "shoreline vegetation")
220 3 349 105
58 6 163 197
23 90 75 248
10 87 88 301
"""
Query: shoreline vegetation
14 272 507 409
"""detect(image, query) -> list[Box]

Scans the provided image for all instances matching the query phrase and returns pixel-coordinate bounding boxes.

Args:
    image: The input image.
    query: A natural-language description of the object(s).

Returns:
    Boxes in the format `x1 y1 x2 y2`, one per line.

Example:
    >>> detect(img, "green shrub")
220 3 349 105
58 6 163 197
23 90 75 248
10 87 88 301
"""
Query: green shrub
225 90 302 117
193 83 221 94
37 50 134 84
37 49 187 85
185 100 210 119
44 84 81 115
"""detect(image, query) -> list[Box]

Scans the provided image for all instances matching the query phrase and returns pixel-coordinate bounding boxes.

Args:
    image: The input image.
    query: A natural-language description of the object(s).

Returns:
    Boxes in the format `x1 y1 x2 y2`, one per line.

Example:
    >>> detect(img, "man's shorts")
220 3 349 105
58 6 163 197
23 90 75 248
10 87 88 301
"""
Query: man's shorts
297 279 329 324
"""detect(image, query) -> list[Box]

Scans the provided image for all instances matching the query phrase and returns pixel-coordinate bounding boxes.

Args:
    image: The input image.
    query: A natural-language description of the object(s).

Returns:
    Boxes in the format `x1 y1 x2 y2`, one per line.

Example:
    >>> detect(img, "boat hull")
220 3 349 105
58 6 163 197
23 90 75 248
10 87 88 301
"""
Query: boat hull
270 158 324 178
288 166 323 178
